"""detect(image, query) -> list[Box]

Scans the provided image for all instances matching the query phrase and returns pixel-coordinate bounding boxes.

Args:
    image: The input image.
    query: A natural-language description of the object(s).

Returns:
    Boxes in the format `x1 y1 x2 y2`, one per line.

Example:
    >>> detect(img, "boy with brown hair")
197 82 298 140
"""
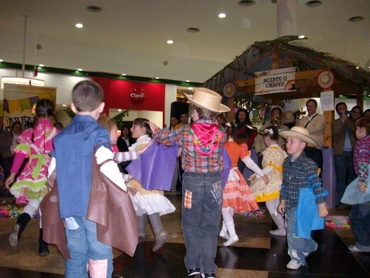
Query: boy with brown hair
49 80 134 277
278 126 329 270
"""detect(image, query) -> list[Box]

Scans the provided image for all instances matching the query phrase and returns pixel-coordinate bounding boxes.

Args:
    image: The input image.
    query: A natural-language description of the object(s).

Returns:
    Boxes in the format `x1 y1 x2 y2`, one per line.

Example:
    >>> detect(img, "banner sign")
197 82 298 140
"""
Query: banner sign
255 67 296 95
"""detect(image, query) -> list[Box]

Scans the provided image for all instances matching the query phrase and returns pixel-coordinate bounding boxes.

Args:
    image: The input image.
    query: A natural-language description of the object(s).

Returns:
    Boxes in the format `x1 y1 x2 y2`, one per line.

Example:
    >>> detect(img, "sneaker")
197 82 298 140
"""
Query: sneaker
269 228 286 236
9 224 20 247
223 235 239 246
188 268 201 276
201 273 216 278
286 259 302 270
349 245 370 253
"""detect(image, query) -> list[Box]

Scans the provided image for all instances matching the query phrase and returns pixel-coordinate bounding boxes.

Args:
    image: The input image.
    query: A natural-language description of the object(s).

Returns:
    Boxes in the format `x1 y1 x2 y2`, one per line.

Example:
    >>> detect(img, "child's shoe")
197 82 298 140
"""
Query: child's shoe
269 228 286 236
152 231 169 252
223 235 239 246
286 259 303 270
219 229 229 240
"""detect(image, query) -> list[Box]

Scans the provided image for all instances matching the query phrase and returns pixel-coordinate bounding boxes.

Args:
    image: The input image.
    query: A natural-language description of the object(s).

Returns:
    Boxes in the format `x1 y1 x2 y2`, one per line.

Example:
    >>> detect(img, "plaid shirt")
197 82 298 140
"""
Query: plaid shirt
353 135 370 180
152 119 226 173
280 152 326 209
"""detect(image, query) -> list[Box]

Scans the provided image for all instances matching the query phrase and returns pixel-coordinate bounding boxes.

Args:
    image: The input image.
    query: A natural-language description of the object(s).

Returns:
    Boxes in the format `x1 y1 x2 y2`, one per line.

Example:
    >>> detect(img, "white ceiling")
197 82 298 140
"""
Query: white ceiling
0 0 369 84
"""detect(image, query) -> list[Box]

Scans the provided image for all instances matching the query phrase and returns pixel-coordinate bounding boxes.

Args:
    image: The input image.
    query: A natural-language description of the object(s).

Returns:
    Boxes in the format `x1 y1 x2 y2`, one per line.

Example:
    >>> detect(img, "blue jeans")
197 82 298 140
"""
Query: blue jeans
350 202 370 247
182 172 222 274
334 152 356 202
65 217 113 278
286 207 318 265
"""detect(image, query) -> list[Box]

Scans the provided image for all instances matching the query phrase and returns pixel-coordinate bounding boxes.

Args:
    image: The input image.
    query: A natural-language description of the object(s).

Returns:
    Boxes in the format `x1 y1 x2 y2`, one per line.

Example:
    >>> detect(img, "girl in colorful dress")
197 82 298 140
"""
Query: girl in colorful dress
5 99 59 255
220 122 268 246
249 125 288 236
125 118 175 252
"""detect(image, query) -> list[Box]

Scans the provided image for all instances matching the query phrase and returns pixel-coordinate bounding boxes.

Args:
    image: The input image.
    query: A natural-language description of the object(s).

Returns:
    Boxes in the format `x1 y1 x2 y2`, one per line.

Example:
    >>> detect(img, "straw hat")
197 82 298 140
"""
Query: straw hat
281 110 295 124
279 126 318 147
184 87 230 113
317 70 334 89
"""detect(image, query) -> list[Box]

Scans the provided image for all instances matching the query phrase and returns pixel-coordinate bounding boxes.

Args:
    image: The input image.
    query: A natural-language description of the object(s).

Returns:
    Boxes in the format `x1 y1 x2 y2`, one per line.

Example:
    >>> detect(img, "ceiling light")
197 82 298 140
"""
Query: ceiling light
77 68 83 71
349 16 364 22
238 0 255 6
218 13 226 19
0 59 3 62
187 27 200 33
167 40 174 44
155 77 159 79
62 104 67 107
188 87 193 90
122 73 126 76
38 64 44 67
86 5 102 12
186 80 190 82
75 23 83 28
356 66 360 69
306 1 322 7
298 35 306 39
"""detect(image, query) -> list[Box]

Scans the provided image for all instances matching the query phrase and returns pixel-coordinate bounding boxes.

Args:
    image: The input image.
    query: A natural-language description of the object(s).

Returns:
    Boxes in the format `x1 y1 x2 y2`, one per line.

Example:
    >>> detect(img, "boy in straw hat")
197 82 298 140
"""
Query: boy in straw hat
277 126 329 270
149 87 230 278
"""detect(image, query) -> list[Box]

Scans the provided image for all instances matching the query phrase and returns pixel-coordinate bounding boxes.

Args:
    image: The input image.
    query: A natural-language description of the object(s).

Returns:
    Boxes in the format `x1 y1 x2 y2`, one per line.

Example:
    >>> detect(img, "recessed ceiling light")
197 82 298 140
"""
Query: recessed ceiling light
62 104 67 107
186 80 190 82
77 68 83 71
298 35 306 39
155 77 159 79
188 87 193 90
167 40 174 44
187 27 200 33
0 59 4 62
118 109 122 112
306 1 322 7
349 16 364 22
39 64 44 67
356 66 360 69
86 6 102 12
122 73 126 76
218 13 226 19
238 0 255 6
75 23 83 28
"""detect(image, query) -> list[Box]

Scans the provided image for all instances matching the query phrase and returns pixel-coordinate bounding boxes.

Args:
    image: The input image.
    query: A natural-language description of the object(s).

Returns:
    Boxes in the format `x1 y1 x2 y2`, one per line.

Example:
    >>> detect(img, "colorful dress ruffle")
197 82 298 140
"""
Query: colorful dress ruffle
222 142 259 213
249 145 287 202
127 135 176 216
9 119 59 200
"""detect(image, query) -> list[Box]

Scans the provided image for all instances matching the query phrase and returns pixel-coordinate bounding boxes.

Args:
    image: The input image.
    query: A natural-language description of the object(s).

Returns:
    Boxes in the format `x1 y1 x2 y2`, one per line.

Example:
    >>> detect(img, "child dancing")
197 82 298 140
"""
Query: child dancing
5 99 59 255
249 126 288 236
126 118 175 252
220 122 268 246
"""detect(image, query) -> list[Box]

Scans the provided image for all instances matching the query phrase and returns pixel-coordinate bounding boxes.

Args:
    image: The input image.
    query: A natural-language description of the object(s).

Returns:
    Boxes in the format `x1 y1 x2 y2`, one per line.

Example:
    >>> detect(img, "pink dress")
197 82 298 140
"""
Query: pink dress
9 119 59 200
222 142 259 213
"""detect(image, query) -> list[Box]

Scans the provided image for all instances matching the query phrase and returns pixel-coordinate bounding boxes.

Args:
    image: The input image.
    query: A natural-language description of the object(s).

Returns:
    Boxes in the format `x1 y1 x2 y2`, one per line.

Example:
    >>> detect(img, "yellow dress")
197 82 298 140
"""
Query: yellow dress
249 144 287 202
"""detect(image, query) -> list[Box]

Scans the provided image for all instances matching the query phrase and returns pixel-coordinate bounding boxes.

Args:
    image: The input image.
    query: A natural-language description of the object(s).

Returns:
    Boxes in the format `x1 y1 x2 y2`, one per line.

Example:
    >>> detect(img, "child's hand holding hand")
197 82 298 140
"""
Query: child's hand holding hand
318 203 329 218
277 200 285 214
262 175 269 185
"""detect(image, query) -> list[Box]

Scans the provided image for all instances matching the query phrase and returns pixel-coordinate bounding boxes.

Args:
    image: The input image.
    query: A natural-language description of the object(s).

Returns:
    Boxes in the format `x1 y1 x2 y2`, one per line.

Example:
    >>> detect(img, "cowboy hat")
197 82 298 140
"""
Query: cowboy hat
279 126 318 147
184 87 230 113
281 110 295 124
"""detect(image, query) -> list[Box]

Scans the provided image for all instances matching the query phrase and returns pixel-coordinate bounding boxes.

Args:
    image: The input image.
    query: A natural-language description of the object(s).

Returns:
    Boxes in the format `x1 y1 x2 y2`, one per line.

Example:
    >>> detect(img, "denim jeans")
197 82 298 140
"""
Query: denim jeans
350 202 370 247
65 217 113 278
182 172 222 274
286 207 318 265
334 152 357 202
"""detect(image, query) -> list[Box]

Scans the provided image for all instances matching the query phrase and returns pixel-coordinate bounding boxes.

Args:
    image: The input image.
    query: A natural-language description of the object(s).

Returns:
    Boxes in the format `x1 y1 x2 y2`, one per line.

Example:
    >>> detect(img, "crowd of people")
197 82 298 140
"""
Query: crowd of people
1 82 369 277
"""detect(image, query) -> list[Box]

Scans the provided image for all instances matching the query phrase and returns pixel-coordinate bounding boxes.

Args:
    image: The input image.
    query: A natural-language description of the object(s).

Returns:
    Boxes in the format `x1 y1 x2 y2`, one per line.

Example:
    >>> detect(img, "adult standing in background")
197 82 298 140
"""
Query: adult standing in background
10 121 22 154
174 112 189 130
295 99 326 172
117 125 136 152
332 102 357 210
235 108 256 149
0 117 13 181
350 105 362 121
169 116 179 130
255 107 288 167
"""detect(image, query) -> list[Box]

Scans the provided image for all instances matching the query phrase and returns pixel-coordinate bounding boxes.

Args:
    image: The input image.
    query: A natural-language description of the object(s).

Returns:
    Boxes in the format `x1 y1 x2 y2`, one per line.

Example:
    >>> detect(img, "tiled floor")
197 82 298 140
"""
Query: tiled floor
0 193 369 278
